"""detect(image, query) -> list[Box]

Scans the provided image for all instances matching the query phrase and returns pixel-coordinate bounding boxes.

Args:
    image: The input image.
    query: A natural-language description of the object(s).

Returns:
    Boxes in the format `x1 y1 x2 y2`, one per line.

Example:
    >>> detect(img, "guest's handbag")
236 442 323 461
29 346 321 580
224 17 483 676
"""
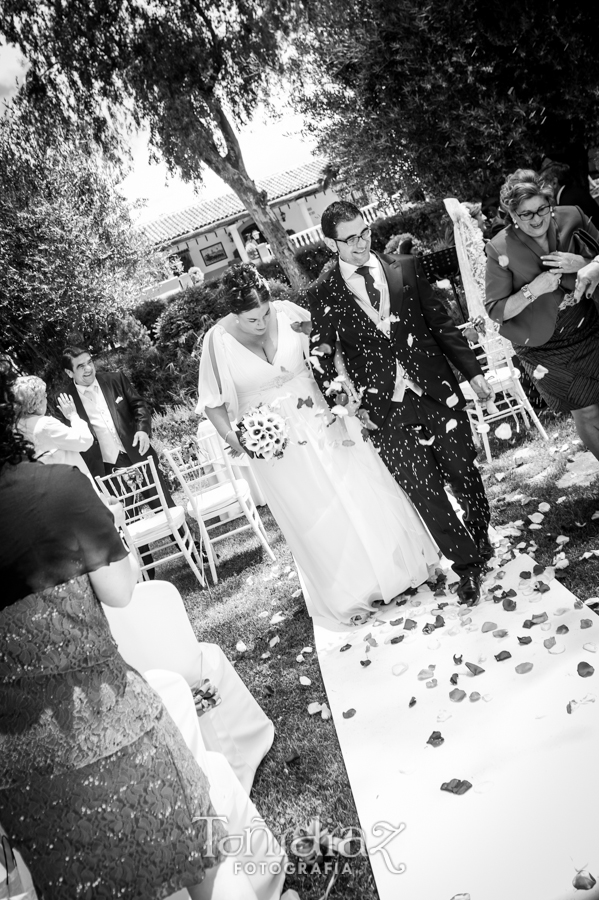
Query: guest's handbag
572 226 599 260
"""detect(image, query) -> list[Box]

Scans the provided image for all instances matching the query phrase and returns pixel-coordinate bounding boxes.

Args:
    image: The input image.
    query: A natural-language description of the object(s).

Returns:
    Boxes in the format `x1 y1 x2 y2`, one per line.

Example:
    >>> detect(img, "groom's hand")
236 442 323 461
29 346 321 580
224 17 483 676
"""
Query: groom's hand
469 375 495 403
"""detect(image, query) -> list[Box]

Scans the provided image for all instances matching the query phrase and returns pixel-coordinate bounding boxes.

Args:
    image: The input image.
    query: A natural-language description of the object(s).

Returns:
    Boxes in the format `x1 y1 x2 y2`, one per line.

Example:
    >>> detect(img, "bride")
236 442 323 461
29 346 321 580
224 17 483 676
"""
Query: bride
196 264 439 624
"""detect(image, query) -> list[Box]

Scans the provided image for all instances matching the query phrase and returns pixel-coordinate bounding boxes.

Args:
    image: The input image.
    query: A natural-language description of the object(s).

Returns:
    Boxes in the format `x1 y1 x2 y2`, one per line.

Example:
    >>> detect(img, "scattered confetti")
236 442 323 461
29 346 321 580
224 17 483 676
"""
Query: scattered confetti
515 662 534 674
440 778 472 795
449 688 467 702
299 676 311 686
578 662 595 678
236 641 247 653
572 870 597 890
342 708 356 719
533 364 548 380
427 730 445 747
465 662 485 676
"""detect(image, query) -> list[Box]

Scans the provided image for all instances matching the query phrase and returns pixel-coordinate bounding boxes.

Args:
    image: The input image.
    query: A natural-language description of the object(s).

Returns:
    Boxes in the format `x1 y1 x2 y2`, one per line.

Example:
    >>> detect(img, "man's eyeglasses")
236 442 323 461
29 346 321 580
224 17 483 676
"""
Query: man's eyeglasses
335 226 371 249
516 204 552 222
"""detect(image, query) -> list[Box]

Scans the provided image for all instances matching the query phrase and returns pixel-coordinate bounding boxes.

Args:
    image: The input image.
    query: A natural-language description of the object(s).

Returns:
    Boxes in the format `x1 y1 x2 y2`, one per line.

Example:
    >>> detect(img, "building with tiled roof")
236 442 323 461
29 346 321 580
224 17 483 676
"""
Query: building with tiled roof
142 158 348 288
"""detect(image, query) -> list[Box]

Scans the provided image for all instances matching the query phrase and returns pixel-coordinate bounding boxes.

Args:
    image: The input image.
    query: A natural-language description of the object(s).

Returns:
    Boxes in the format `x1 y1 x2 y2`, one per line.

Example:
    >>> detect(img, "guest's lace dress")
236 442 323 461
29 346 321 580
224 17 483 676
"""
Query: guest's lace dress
0 463 224 900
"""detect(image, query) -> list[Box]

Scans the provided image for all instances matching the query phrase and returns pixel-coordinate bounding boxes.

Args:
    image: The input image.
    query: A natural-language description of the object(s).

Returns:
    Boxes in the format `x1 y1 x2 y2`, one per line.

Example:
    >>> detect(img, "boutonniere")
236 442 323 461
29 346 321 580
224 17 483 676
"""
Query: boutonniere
376 314 399 337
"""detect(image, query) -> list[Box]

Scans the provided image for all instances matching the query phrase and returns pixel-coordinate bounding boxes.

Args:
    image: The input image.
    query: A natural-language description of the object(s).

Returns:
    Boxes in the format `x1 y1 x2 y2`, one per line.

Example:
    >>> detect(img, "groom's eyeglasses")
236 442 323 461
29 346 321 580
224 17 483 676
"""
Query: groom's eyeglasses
335 226 371 249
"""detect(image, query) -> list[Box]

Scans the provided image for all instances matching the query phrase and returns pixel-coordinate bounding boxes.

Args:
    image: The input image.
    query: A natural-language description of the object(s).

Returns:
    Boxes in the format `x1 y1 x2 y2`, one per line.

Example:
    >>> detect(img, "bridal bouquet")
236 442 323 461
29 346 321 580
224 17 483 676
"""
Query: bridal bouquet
238 403 289 460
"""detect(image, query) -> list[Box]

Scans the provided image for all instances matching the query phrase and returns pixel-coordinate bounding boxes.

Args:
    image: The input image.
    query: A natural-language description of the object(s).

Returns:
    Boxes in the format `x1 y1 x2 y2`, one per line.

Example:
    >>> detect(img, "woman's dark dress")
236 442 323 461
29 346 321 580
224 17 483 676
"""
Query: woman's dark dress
0 463 224 899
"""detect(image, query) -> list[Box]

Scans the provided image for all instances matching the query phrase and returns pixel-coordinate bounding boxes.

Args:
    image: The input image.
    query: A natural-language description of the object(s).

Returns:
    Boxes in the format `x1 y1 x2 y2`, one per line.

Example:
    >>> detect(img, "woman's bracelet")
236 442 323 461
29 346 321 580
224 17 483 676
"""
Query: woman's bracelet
224 429 235 445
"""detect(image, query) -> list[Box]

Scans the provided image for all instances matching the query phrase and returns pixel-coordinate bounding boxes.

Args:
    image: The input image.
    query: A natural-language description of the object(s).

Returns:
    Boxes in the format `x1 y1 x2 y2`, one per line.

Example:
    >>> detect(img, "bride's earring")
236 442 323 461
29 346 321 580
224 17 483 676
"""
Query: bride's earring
512 218 519 229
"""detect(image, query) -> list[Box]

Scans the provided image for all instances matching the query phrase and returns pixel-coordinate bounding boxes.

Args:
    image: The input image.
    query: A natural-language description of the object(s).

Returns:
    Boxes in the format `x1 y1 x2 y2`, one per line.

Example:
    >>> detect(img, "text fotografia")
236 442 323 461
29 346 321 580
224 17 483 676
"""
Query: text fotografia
192 816 407 874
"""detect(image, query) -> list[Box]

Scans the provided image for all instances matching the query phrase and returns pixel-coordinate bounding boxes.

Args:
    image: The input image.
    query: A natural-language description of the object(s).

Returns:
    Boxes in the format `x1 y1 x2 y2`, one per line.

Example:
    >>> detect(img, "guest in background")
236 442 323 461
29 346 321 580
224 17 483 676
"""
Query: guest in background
485 168 599 460
462 201 488 235
244 231 261 263
541 161 599 228
13 375 93 477
61 344 173 503
13 374 124 522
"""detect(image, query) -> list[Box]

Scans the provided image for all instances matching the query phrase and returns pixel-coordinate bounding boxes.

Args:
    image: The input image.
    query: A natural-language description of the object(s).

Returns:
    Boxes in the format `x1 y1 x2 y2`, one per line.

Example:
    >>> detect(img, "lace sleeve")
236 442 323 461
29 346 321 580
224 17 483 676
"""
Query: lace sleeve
195 326 240 420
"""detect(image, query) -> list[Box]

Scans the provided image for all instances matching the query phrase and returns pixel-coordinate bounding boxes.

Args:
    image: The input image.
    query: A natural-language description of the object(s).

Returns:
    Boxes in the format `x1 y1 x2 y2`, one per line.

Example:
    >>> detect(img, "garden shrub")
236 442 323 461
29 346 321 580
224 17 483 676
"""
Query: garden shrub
151 401 200 459
155 282 225 352
132 297 169 337
370 200 449 252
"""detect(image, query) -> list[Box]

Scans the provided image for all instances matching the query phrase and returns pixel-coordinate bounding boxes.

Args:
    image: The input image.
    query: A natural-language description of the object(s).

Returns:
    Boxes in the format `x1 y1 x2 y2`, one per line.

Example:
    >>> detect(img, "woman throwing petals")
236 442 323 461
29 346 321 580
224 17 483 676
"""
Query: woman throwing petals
197 264 439 625
485 169 599 460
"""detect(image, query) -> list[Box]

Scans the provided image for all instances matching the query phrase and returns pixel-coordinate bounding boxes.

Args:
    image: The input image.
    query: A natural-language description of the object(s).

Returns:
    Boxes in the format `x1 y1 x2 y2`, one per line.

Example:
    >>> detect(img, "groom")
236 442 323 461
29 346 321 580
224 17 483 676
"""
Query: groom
308 201 494 605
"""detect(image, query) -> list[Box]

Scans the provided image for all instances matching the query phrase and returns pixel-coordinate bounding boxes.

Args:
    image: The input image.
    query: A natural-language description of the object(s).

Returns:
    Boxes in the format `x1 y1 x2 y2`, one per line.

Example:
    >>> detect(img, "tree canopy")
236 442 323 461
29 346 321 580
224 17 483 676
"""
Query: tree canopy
0 96 161 379
0 0 311 287
293 0 599 199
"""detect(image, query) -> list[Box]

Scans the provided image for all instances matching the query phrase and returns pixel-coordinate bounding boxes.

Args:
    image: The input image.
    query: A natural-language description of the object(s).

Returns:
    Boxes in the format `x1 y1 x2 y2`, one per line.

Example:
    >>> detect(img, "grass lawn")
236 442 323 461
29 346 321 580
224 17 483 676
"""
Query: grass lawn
160 408 599 900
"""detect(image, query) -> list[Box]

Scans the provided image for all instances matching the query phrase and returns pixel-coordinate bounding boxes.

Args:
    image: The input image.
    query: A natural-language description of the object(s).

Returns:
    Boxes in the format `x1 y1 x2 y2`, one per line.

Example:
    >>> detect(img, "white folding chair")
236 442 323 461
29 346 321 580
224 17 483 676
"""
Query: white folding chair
96 456 206 586
459 324 549 462
162 436 275 581
102 580 275 793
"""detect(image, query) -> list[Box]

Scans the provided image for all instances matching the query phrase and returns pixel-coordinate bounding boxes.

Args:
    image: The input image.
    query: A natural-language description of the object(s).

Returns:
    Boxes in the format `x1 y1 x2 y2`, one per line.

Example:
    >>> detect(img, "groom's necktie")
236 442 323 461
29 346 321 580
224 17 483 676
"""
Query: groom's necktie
356 265 381 311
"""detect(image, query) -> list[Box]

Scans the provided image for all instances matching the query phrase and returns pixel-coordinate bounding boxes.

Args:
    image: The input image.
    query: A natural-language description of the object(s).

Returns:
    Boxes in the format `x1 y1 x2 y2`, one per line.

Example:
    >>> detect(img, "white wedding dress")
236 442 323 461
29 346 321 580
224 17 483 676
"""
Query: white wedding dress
197 300 439 624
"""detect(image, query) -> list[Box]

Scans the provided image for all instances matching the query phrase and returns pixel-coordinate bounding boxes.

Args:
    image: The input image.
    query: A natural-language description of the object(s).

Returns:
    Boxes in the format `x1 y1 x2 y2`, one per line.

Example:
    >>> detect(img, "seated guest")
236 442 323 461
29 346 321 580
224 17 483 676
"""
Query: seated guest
14 374 124 522
13 375 94 478
0 364 258 900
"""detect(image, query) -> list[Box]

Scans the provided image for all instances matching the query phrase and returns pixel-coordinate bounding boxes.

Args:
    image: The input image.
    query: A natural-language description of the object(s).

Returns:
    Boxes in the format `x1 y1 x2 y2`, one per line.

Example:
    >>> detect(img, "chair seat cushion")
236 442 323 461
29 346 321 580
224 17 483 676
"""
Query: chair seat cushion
127 505 186 541
186 479 250 519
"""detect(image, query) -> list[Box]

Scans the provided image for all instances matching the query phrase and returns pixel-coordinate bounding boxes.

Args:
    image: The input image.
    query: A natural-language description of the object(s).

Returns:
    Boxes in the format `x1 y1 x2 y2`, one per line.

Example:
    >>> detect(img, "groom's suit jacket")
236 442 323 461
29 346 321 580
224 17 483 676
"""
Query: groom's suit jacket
66 371 156 480
307 252 483 428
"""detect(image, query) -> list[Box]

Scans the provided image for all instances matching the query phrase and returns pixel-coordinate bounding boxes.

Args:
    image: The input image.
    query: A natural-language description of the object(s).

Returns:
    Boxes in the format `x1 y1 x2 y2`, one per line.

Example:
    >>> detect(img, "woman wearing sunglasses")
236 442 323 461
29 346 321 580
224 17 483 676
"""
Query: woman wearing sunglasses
485 168 599 460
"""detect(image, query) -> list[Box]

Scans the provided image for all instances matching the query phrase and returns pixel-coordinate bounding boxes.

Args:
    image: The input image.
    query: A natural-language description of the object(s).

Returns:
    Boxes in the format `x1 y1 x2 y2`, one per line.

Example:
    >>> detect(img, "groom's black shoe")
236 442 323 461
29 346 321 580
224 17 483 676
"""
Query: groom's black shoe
456 572 481 607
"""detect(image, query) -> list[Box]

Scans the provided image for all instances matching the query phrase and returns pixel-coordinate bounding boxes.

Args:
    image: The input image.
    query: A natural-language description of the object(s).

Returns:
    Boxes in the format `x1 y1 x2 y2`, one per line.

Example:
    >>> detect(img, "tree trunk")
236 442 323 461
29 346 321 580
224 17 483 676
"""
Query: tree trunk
174 101 310 290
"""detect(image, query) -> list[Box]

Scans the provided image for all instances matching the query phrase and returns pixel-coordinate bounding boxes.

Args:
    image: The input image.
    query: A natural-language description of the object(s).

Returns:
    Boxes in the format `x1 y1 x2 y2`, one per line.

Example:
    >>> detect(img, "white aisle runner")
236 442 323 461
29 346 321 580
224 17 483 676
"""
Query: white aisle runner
313 554 599 900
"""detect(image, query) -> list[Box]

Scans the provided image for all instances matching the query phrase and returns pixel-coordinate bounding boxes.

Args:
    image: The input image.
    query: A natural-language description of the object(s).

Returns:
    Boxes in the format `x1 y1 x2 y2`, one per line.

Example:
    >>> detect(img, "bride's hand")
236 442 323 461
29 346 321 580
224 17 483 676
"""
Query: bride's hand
226 432 253 458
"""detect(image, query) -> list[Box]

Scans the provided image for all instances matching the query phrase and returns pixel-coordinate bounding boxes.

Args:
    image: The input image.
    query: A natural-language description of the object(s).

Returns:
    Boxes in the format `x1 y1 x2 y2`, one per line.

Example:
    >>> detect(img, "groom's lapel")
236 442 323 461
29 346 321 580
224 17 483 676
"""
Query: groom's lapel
378 254 404 340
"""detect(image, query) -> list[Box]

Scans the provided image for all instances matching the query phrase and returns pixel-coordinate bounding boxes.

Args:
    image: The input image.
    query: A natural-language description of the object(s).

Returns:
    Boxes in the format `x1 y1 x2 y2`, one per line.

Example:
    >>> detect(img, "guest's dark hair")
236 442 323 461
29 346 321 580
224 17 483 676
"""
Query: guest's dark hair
321 201 362 239
540 161 573 189
0 363 36 474
61 344 89 372
499 169 554 215
220 264 270 314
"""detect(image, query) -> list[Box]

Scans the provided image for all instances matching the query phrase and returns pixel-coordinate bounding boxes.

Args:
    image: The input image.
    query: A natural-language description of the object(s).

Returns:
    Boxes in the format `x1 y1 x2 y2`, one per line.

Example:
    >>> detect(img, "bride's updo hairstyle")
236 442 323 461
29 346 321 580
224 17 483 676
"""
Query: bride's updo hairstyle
221 263 270 314
499 168 554 216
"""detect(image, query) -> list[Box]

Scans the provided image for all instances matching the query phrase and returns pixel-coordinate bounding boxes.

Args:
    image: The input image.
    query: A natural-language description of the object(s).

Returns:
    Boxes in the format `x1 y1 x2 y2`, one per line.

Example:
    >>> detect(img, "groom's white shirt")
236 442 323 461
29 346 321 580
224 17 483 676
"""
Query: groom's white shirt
339 253 422 402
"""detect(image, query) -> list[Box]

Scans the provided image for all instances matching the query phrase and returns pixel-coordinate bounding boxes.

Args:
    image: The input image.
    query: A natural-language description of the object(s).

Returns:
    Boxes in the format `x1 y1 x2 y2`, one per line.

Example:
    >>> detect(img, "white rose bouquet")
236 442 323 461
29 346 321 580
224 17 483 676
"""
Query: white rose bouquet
237 403 289 460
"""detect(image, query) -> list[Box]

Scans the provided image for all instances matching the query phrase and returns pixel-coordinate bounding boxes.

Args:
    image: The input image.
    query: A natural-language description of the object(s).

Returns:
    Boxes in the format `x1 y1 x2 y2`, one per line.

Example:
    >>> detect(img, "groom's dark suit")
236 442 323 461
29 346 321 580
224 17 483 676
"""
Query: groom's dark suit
308 252 489 577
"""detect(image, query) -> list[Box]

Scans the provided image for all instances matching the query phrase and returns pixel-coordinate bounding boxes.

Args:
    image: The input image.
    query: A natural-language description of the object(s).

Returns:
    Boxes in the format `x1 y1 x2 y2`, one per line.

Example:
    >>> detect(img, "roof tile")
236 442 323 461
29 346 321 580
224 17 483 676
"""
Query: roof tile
143 159 324 245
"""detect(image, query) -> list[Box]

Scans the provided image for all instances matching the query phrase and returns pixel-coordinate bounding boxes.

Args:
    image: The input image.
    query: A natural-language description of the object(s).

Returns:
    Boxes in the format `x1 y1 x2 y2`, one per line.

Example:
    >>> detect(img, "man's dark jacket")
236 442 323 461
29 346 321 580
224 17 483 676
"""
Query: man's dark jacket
66 371 156 479
307 252 482 428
